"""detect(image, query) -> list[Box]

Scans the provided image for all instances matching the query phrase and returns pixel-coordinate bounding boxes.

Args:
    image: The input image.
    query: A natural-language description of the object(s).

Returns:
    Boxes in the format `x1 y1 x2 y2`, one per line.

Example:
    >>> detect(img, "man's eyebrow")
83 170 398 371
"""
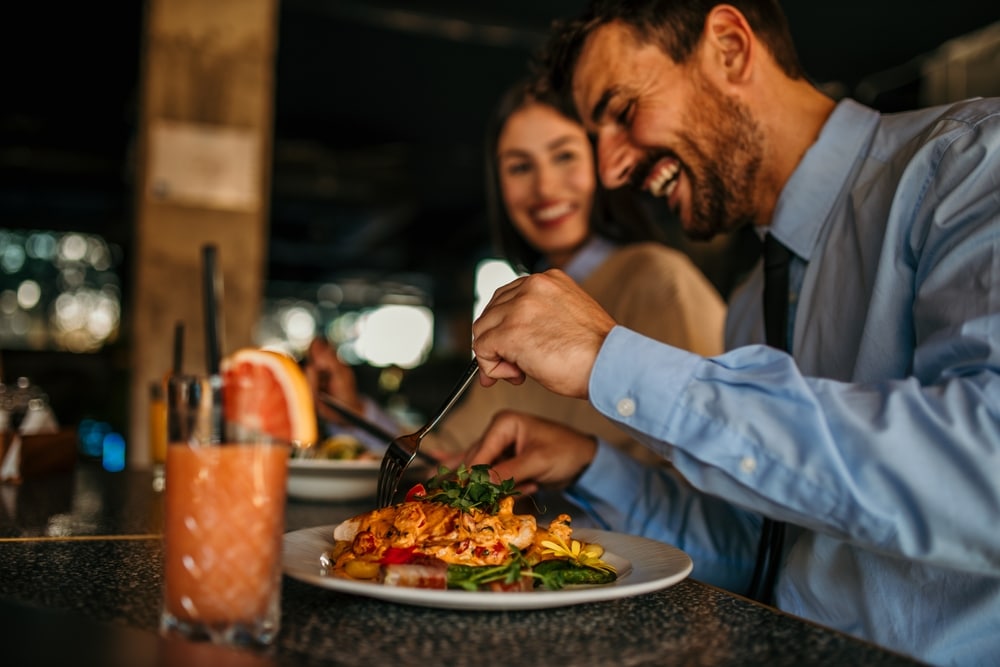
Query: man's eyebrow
590 87 618 125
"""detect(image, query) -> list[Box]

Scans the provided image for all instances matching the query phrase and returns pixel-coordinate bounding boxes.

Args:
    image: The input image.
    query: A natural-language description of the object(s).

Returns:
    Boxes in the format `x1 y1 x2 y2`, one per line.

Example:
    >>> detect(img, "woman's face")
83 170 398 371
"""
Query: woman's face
496 103 596 267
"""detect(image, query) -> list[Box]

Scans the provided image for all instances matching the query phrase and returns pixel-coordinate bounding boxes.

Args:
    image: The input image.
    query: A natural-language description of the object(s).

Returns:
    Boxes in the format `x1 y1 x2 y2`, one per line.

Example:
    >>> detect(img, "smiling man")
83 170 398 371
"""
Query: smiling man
465 1 1000 665
558 0 829 242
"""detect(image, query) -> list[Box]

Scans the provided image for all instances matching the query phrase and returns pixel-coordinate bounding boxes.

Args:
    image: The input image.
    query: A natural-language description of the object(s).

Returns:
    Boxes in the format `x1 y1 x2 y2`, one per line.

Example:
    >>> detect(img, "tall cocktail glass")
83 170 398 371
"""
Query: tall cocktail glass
159 374 289 648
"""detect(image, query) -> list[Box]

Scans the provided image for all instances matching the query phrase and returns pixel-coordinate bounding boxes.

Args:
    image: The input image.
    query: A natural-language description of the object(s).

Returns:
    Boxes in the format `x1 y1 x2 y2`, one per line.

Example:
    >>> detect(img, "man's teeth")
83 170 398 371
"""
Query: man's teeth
663 178 678 198
648 162 679 197
535 202 572 221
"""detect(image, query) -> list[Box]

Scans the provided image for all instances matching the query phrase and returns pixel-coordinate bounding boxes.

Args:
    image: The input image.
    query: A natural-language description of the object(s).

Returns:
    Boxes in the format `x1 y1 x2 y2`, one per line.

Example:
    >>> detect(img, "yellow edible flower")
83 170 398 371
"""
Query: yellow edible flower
540 536 616 574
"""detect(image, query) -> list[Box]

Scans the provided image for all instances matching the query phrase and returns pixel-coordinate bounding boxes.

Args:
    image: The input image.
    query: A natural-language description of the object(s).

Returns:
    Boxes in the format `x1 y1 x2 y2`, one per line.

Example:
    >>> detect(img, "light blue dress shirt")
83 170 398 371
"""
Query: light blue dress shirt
568 97 1000 666
536 234 617 281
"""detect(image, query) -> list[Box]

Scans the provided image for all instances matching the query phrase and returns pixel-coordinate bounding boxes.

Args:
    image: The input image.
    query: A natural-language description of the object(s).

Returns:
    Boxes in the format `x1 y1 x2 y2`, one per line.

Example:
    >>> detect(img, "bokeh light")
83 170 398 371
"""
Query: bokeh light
473 258 520 321
353 304 433 368
256 278 435 369
102 431 127 472
0 229 121 352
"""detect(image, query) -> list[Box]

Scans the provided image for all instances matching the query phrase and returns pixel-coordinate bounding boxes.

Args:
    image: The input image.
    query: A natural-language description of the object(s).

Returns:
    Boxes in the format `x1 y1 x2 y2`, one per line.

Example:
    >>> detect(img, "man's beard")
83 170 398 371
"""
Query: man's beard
639 76 764 242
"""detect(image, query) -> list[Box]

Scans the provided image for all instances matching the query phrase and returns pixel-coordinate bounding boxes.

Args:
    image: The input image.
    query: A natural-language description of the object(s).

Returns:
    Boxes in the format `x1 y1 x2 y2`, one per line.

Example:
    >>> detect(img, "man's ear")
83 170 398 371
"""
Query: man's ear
703 5 754 84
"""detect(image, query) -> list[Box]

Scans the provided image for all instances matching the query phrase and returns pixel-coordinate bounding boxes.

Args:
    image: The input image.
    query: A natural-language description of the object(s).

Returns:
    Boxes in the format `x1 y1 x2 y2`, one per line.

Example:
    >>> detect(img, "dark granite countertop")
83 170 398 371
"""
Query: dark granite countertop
0 462 926 666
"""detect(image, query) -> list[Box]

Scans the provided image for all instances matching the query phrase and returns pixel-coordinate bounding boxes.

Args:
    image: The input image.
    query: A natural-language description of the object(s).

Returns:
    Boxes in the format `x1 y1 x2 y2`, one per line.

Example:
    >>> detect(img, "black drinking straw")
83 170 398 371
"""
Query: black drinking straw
172 321 184 375
201 245 226 443
201 245 223 375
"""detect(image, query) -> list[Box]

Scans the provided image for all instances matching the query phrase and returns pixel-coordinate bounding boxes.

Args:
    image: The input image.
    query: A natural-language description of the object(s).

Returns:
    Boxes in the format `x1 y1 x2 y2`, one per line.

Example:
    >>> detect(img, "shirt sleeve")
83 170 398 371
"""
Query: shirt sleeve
589 325 1000 577
566 438 761 591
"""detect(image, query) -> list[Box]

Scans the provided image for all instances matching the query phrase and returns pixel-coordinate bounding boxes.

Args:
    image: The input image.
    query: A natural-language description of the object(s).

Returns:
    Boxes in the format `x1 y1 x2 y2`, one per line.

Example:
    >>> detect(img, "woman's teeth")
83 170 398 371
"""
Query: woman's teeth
535 202 573 222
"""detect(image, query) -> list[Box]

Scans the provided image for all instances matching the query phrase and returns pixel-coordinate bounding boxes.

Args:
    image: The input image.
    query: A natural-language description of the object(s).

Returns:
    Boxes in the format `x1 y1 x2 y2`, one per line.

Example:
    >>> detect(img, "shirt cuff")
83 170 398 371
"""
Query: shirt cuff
589 326 701 442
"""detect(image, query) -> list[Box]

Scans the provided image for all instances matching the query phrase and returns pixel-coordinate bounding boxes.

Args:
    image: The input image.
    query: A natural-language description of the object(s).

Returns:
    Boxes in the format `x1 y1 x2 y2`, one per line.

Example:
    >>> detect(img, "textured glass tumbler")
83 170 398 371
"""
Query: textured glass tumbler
159 374 290 648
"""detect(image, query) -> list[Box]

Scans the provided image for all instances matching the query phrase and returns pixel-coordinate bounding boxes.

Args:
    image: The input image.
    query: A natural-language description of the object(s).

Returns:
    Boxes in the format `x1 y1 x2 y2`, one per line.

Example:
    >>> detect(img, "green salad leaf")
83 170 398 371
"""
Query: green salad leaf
420 464 519 514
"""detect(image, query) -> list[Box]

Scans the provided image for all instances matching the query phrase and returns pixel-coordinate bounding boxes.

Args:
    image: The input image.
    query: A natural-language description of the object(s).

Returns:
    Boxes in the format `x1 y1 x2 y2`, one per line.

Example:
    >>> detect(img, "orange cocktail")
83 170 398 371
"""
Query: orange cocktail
160 352 315 647
161 441 289 645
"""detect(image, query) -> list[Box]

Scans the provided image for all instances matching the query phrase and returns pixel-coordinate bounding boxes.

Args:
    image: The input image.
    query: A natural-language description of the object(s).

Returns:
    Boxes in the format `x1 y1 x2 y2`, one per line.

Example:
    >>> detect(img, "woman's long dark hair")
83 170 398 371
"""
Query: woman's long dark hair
483 77 667 274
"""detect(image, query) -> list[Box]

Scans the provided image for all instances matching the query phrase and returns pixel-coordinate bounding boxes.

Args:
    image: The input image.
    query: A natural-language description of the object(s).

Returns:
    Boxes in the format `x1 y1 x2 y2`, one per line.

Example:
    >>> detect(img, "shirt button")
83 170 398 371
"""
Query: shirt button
740 457 757 473
616 397 636 417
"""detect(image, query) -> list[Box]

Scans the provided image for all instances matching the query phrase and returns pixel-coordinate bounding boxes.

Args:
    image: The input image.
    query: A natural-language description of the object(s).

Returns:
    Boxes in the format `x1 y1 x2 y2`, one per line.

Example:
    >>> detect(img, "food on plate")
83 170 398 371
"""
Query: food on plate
327 464 616 591
313 433 378 461
220 347 318 446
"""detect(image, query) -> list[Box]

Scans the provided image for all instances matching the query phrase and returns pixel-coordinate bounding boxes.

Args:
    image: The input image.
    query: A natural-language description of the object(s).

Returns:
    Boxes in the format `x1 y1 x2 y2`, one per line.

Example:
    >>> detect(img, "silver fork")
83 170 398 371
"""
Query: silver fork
376 357 480 507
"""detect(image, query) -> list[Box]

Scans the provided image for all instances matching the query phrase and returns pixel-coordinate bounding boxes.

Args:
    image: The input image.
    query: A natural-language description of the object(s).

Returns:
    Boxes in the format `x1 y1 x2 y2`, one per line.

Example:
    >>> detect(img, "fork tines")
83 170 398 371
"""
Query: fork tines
376 456 399 507
374 357 479 507
376 441 413 507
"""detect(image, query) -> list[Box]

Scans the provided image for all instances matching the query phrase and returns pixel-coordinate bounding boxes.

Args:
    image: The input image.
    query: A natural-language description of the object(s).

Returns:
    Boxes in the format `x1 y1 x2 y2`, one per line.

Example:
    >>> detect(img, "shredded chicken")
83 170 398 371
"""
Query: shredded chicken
334 495 538 568
332 496 576 577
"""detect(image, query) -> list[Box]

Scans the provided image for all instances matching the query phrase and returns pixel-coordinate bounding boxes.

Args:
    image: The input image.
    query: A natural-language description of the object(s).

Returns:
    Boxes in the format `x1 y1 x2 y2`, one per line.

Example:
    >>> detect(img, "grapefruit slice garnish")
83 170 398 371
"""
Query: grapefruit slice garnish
219 347 318 446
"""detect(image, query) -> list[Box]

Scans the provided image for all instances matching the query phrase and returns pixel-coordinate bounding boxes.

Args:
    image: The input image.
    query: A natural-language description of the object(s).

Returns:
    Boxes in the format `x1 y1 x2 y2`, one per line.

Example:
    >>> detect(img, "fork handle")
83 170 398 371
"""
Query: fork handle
416 357 479 438
318 392 438 466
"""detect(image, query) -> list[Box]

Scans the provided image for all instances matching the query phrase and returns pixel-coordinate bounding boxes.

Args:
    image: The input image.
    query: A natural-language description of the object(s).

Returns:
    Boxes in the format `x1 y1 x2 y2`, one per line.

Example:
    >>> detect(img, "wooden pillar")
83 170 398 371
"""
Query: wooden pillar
127 0 278 467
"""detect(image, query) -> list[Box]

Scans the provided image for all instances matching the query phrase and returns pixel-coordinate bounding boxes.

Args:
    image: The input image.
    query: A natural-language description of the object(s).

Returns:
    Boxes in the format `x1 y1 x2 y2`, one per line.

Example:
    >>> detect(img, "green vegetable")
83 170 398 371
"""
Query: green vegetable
444 548 617 591
421 464 519 514
446 562 527 591
532 559 617 586
446 548 556 591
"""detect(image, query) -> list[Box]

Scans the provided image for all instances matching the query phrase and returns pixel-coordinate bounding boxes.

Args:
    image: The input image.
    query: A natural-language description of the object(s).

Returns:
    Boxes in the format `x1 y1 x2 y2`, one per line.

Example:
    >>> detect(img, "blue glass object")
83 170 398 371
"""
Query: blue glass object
101 432 126 472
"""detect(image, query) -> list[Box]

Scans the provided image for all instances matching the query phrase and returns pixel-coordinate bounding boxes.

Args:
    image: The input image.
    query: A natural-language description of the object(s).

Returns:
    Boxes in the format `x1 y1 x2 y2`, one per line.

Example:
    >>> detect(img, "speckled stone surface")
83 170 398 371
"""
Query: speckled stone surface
0 463 926 666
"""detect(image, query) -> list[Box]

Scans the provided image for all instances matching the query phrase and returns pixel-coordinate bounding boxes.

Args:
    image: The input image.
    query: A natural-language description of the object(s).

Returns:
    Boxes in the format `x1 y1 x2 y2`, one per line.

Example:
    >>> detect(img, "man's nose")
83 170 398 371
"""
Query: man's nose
597 129 638 189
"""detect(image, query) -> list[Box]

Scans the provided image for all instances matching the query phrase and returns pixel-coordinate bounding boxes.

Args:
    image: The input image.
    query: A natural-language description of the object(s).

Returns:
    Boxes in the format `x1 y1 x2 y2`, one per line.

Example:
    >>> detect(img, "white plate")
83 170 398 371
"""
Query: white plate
282 525 693 610
286 458 380 502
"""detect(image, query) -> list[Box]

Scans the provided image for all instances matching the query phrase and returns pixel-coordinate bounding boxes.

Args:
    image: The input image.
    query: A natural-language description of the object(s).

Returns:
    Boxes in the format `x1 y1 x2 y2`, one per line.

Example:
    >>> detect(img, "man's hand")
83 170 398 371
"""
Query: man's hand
463 410 598 495
471 269 616 399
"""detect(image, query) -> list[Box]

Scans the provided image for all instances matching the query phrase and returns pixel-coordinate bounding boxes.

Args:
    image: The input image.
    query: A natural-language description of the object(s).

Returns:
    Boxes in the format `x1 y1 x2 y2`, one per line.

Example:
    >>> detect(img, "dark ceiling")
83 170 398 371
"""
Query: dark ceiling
2 1 999 303
269 0 1000 307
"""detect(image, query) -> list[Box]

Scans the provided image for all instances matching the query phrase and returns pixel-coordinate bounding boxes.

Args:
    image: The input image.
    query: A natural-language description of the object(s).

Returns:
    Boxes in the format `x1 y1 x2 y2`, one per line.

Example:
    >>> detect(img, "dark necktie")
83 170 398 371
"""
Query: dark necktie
763 233 791 351
746 232 791 605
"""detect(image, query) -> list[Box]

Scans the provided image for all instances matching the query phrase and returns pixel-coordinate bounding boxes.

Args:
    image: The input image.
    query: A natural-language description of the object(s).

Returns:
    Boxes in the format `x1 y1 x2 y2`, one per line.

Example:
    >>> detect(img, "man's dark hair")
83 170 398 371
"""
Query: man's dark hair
543 0 805 103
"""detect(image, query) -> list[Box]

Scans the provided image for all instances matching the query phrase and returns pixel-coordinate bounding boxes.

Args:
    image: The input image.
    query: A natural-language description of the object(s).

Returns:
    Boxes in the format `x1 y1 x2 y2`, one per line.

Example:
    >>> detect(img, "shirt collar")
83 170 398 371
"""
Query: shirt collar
540 236 616 283
765 99 880 261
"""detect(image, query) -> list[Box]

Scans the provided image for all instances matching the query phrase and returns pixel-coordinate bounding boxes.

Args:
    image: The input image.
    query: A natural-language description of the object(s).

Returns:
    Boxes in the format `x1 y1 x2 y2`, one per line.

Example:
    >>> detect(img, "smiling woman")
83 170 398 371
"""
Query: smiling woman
495 101 597 270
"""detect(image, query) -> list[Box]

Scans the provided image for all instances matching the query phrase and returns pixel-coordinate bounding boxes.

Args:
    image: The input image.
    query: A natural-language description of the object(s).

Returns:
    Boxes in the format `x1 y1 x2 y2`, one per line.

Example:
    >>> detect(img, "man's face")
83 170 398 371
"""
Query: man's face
571 21 763 240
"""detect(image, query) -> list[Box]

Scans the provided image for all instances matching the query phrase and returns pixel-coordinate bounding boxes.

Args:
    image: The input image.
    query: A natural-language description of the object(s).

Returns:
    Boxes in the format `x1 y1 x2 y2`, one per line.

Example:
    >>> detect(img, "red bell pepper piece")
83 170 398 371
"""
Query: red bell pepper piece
381 546 418 564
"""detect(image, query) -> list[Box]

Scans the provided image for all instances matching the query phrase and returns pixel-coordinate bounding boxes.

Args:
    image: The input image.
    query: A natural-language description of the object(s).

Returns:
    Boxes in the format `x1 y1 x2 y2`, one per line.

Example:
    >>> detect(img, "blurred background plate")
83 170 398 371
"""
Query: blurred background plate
287 457 380 502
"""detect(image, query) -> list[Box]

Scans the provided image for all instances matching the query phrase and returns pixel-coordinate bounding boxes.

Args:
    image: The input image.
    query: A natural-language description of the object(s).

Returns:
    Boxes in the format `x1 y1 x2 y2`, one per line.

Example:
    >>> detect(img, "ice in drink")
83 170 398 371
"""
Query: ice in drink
161 441 289 646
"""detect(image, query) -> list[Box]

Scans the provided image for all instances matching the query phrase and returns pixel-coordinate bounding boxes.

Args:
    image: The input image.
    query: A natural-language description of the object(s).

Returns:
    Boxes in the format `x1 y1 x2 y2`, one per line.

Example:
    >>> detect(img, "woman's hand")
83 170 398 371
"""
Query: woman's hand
463 410 598 495
304 337 364 426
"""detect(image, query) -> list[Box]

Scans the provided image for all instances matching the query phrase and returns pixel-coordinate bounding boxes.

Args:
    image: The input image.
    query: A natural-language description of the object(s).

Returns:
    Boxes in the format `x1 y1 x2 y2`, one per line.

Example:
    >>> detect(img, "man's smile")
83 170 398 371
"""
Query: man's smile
643 156 680 198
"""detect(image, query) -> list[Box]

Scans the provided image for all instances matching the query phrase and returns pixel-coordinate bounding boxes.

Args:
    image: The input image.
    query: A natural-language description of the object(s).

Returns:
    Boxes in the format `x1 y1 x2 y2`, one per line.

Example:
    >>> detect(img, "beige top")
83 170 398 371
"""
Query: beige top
424 242 727 461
